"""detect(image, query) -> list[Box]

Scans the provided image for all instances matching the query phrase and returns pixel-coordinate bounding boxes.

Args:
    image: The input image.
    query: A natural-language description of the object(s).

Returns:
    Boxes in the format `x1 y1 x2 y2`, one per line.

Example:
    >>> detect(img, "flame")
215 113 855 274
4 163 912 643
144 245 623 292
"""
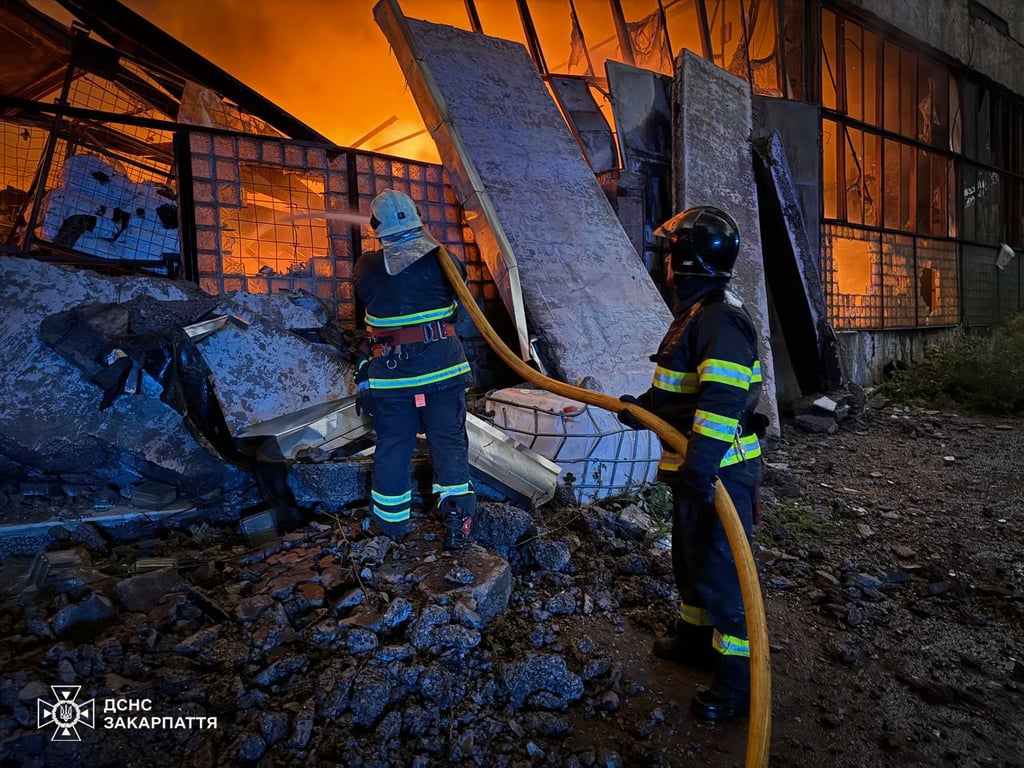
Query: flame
116 0 655 164
122 0 443 162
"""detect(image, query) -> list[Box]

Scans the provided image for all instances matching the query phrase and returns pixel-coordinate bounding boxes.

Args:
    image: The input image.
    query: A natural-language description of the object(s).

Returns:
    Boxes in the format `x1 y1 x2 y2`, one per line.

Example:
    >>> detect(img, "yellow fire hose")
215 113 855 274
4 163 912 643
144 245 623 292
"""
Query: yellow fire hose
436 247 770 767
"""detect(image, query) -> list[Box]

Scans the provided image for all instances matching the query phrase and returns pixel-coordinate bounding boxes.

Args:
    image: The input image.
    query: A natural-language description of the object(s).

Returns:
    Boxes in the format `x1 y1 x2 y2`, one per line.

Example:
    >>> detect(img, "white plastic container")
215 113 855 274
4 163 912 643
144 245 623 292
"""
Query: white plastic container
485 387 661 503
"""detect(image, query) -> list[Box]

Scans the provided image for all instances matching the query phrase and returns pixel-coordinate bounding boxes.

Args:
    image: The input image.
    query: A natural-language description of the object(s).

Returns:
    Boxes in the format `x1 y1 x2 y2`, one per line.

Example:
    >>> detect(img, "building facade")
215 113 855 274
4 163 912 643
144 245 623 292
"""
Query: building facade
2 0 1022 386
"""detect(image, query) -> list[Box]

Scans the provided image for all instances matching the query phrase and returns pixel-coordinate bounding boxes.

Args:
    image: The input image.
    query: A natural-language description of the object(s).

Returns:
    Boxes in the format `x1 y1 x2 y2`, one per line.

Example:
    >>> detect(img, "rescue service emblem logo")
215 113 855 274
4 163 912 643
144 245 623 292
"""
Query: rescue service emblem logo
37 685 96 741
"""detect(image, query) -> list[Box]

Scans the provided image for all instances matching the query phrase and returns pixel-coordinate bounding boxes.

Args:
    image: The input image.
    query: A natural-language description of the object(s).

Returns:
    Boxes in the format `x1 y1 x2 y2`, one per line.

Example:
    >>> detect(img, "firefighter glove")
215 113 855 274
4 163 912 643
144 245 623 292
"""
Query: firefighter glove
617 394 645 430
354 357 374 418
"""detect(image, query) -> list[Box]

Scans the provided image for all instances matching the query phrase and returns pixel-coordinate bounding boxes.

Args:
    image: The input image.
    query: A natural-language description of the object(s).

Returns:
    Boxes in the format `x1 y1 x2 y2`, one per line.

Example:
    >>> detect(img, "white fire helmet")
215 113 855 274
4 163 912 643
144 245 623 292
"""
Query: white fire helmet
369 189 439 275
369 189 422 238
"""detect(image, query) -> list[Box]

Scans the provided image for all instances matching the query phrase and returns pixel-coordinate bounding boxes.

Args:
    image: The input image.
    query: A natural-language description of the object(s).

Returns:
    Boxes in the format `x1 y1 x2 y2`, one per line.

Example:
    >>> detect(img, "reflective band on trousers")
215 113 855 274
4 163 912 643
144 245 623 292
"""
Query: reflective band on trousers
373 505 410 523
365 301 457 328
713 629 750 657
680 602 711 626
369 361 471 390
698 357 753 390
433 482 470 501
372 489 411 522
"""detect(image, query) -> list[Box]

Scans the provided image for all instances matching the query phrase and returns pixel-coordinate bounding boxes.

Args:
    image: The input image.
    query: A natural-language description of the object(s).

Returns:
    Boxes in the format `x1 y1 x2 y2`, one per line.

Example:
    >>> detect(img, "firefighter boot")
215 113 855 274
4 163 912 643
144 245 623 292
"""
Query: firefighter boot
442 493 475 551
652 620 716 669
691 653 751 723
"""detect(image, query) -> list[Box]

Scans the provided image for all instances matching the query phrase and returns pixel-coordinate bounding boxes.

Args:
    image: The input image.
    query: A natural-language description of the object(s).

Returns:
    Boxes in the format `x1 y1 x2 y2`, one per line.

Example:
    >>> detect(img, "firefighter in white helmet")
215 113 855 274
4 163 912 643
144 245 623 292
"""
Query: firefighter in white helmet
353 189 475 549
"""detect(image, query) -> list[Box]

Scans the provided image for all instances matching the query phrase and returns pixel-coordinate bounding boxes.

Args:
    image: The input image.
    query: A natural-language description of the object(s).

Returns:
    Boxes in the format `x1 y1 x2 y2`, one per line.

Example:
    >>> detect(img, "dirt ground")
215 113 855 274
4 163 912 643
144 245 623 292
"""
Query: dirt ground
1 398 1022 768
558 400 1024 768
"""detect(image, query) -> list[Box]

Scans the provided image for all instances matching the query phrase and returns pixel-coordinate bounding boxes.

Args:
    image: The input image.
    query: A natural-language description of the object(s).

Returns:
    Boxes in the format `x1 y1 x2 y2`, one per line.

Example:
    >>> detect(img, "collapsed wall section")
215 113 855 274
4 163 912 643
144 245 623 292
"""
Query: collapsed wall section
374 0 672 396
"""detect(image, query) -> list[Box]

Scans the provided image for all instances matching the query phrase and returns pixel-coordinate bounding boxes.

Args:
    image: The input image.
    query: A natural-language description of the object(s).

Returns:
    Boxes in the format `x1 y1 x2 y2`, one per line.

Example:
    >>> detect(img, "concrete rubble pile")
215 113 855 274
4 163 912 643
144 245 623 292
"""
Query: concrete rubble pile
0 495 678 766
0 255 368 548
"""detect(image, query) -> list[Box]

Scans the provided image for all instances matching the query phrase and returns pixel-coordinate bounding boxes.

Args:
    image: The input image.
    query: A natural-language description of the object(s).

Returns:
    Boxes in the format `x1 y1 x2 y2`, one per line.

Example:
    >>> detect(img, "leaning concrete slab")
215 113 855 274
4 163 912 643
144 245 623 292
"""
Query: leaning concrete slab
374 0 672 396
672 50 780 434
753 132 843 393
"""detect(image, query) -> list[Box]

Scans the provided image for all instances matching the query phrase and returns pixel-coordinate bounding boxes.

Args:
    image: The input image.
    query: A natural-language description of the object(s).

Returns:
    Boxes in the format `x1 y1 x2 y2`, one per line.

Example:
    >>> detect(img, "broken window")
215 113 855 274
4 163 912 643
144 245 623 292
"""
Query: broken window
881 232 915 327
745 0 782 96
822 118 839 220
915 148 952 236
843 126 880 227
820 8 837 111
706 0 750 81
882 138 913 231
844 20 863 121
663 0 708 61
822 224 881 329
915 239 958 325
862 30 880 126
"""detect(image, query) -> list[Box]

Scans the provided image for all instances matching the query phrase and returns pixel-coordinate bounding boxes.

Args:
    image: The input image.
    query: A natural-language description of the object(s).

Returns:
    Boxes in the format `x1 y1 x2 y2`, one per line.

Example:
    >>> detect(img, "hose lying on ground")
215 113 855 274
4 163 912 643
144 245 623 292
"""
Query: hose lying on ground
436 246 771 768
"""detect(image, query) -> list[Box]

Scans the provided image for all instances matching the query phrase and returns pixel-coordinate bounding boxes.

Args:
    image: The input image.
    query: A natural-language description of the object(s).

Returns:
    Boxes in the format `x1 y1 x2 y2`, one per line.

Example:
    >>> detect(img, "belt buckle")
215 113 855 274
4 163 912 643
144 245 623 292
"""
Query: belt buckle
422 321 441 343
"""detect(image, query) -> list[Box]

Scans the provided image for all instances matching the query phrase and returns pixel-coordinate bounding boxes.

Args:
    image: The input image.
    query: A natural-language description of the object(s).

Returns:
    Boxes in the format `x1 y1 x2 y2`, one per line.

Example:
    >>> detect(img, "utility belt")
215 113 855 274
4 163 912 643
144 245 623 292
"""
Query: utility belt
369 320 456 360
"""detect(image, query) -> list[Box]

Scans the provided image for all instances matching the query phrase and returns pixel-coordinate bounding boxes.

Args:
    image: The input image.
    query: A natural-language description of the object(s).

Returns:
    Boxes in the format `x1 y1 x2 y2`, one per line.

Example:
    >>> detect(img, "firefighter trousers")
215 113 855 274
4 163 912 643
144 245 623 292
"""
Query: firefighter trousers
669 466 759 642
369 383 472 526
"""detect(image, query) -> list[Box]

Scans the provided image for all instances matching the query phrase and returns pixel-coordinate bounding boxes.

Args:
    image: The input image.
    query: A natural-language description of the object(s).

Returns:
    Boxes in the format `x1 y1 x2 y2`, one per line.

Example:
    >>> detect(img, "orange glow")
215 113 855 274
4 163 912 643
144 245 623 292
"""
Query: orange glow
122 0 446 162
111 0 675 163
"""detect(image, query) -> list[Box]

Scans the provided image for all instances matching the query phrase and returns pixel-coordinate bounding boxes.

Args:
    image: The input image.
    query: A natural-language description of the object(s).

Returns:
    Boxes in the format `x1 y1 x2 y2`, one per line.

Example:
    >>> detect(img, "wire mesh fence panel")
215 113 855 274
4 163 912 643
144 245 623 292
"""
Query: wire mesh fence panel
998 249 1021 321
961 244 999 327
822 224 882 329
0 122 48 243
915 238 958 326
881 231 916 328
191 131 500 331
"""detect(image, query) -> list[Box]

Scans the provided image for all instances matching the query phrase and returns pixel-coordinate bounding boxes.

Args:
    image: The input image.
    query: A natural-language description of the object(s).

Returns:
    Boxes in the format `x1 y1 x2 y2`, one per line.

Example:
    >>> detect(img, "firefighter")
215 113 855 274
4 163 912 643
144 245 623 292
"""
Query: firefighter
353 189 475 550
619 206 765 723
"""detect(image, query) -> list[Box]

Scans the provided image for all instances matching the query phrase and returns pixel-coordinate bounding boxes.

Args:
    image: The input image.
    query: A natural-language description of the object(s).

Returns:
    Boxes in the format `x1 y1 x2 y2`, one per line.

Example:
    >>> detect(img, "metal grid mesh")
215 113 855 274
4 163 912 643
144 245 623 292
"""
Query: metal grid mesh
191 132 498 328
961 244 999 326
881 232 916 327
915 239 958 326
0 122 48 243
34 141 178 264
822 224 881 329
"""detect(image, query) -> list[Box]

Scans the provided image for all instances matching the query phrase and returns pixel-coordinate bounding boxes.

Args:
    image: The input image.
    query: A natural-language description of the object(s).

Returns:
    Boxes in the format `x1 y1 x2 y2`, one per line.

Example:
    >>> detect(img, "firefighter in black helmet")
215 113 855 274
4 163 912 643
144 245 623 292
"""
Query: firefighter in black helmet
619 206 765 723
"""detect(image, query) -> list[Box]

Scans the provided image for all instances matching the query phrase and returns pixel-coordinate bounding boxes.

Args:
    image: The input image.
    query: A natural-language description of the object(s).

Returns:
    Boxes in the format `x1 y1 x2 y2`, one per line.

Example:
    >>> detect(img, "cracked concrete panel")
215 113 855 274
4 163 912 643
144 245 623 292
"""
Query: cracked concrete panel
672 50 780 434
0 257 242 493
375 0 672 396
192 308 352 437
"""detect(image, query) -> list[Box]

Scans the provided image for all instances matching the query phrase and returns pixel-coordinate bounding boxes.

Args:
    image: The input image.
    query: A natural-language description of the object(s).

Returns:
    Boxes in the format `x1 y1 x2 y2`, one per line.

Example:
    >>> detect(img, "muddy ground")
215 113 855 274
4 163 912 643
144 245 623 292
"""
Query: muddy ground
0 398 1022 768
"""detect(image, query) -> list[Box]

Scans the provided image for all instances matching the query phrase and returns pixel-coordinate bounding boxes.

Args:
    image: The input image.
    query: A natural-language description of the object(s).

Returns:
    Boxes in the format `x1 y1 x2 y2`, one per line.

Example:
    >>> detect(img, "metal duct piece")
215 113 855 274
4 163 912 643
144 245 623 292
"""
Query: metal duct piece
234 396 372 461
465 413 561 507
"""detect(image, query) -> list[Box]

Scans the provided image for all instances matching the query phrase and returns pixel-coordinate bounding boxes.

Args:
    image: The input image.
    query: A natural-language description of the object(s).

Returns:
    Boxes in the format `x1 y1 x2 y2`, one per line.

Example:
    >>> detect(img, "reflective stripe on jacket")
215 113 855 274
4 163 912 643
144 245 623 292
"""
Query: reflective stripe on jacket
636 286 763 479
354 245 472 394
